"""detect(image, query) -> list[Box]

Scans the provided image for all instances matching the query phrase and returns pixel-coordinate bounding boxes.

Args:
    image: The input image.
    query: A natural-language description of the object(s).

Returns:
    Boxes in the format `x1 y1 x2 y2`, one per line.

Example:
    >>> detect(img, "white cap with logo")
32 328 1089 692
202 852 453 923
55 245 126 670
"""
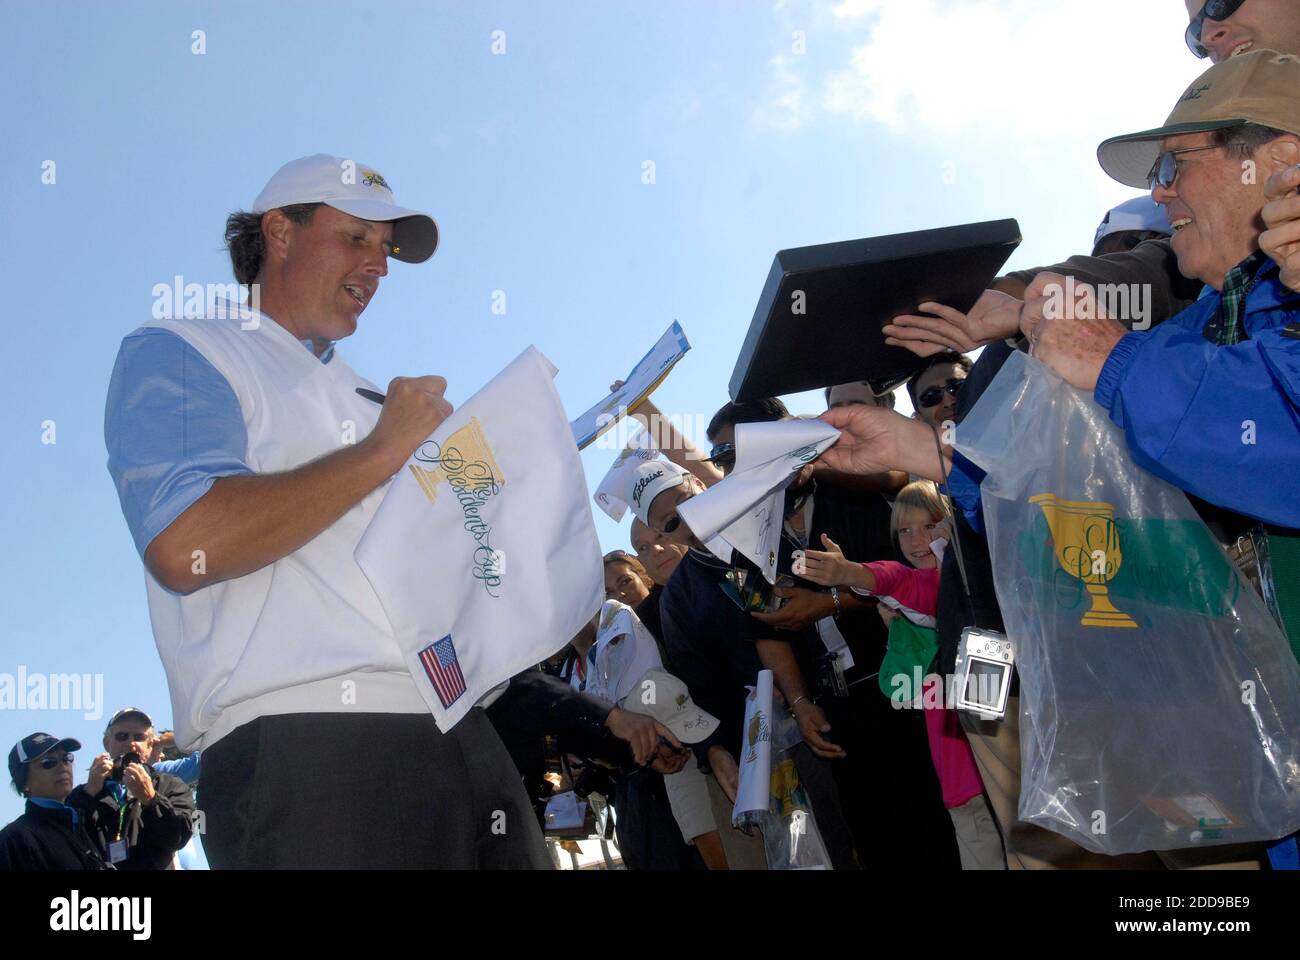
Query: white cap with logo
625 459 691 526
619 669 719 744
252 153 439 264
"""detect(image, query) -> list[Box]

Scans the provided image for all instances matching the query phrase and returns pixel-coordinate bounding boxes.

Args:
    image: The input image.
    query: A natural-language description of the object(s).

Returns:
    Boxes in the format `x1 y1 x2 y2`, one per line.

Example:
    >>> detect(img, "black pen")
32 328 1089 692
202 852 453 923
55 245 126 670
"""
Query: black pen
356 387 386 406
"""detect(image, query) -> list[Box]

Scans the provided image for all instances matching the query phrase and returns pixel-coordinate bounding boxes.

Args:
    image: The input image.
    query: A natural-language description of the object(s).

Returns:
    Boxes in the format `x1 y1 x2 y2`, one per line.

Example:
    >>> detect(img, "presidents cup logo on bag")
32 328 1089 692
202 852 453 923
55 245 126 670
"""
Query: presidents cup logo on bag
409 418 507 596
1030 493 1137 629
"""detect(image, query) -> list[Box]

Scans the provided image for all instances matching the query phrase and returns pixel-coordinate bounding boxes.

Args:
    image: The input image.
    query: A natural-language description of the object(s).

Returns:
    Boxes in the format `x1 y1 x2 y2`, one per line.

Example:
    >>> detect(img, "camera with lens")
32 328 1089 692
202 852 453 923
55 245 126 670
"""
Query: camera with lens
108 750 144 783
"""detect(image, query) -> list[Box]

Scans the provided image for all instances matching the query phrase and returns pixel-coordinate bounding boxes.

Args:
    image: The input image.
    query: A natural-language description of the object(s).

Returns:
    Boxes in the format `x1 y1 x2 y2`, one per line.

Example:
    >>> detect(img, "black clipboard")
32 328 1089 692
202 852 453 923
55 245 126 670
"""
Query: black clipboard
728 219 1022 401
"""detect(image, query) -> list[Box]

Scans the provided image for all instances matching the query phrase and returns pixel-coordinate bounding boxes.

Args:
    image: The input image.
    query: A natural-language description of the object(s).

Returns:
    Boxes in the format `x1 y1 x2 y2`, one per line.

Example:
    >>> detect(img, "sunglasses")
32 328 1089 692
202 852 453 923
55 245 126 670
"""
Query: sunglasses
707 441 737 472
917 378 963 409
38 753 75 770
1146 141 1245 190
1185 0 1246 59
112 731 151 743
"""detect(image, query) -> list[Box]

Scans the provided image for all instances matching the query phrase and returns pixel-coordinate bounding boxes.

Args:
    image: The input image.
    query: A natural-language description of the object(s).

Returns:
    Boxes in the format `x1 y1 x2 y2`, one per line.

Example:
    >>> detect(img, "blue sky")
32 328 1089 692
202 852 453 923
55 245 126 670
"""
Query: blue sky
0 0 1204 843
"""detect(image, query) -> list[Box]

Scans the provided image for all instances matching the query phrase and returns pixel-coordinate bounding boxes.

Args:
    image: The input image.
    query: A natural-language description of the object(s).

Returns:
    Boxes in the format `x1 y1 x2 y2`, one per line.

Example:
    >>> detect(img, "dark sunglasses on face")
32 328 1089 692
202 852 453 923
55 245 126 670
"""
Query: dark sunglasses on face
112 731 149 743
1185 0 1246 58
917 378 963 409
707 441 737 472
38 753 75 770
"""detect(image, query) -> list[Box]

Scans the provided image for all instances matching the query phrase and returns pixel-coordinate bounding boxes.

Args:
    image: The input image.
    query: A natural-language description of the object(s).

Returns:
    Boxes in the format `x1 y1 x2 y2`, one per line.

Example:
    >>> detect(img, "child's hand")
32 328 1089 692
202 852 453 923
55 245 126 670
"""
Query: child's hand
799 533 867 588
877 604 900 628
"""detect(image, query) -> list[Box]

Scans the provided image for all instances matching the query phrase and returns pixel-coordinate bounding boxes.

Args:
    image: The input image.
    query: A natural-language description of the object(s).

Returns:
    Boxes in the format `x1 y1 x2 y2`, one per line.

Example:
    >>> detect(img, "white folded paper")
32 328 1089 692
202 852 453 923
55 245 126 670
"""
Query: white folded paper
732 669 775 826
569 321 690 449
355 346 605 732
593 429 662 522
676 419 840 583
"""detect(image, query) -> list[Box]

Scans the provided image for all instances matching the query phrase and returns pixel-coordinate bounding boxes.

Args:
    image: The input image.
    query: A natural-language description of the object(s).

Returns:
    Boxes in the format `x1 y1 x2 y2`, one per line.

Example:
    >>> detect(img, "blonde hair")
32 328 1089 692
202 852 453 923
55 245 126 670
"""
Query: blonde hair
890 480 951 545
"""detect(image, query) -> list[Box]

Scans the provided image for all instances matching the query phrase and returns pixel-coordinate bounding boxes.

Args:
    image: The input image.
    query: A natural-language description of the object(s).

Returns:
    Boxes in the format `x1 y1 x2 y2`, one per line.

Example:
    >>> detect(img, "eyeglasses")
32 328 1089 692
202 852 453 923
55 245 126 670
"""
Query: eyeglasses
1146 142 1241 190
649 490 689 536
1185 0 1246 59
917 378 963 409
38 754 75 770
707 441 736 472
112 731 150 743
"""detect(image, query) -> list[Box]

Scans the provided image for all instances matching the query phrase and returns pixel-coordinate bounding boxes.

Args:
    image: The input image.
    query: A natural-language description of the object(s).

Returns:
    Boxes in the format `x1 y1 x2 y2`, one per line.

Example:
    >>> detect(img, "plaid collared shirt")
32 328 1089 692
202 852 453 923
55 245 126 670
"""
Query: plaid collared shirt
1203 251 1268 346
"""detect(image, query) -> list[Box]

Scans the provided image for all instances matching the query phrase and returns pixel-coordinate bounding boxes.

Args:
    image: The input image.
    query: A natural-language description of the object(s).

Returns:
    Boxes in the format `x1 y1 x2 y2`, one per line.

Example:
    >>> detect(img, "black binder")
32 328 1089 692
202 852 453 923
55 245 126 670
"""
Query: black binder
728 219 1022 402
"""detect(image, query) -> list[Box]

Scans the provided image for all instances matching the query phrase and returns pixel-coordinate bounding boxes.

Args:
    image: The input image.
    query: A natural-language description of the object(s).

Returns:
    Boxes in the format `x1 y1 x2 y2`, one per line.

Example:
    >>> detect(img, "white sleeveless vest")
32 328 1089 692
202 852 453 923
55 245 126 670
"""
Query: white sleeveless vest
137 304 426 750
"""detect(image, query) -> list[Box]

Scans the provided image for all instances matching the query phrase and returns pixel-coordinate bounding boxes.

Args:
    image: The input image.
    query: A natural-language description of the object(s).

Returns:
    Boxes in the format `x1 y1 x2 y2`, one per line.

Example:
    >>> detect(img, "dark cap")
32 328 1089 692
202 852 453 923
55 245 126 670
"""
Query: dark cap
106 707 154 731
8 733 83 792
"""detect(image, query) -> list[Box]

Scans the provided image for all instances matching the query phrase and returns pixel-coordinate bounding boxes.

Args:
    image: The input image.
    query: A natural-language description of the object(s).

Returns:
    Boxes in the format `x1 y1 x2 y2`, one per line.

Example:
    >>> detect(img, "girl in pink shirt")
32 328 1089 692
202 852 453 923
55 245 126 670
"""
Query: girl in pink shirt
799 481 1005 870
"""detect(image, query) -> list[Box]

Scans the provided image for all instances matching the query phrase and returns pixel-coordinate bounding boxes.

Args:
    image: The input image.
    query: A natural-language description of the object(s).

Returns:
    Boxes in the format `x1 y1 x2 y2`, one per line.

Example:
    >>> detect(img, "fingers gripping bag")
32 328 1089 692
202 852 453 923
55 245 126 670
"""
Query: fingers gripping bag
954 350 1300 855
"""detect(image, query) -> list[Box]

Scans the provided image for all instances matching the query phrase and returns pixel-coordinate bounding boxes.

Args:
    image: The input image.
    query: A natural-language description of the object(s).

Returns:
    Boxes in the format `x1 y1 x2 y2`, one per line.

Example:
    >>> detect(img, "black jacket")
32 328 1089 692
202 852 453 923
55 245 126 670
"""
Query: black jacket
69 767 194 870
660 548 765 764
0 800 110 870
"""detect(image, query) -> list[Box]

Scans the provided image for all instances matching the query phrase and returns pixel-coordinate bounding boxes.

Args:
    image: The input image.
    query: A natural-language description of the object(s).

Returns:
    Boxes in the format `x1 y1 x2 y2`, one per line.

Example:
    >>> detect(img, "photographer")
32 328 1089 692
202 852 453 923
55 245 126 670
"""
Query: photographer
70 708 194 871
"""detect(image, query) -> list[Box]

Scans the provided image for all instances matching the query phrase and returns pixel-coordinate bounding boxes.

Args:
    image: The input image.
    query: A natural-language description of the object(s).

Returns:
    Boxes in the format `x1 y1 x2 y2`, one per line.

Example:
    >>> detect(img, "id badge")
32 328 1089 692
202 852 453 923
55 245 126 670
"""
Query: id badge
827 652 850 698
108 839 129 863
954 627 1014 721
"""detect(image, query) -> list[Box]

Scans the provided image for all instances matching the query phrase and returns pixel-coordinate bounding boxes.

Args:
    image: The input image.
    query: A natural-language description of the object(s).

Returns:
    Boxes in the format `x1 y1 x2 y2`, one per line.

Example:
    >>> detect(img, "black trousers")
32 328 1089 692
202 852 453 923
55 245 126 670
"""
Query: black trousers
199 709 551 869
823 684 962 870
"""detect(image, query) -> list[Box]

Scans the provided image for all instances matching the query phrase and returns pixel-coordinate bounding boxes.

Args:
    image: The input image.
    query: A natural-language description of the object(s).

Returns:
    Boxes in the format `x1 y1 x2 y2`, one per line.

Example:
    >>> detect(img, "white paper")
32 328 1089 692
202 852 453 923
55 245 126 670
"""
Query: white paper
355 346 605 732
732 669 775 825
592 429 662 522
569 321 690 449
676 419 840 583
590 599 664 705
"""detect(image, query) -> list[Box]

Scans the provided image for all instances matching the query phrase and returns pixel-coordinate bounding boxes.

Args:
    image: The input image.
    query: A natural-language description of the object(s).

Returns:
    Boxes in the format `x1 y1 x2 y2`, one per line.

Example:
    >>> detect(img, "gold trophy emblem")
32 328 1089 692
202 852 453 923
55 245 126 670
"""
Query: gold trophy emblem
1029 493 1137 629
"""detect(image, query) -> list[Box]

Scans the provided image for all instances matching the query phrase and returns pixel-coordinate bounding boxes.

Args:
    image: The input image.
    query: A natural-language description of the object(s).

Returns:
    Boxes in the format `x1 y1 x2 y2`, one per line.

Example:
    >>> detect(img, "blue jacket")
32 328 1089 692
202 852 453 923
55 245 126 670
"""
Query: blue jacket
1094 259 1300 529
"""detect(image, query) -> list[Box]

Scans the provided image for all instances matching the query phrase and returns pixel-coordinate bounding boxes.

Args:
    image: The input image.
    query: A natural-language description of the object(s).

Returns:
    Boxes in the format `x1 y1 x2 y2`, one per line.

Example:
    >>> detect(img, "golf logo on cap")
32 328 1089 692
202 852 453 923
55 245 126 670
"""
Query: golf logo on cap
1178 83 1211 104
631 469 664 508
361 168 390 191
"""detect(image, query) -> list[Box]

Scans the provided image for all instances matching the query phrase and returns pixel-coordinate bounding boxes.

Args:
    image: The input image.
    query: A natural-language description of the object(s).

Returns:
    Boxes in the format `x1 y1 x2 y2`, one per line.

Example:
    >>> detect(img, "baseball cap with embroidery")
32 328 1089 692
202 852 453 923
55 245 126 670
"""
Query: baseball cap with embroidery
618 669 718 744
1097 50 1300 189
9 732 82 792
625 459 691 526
252 153 439 263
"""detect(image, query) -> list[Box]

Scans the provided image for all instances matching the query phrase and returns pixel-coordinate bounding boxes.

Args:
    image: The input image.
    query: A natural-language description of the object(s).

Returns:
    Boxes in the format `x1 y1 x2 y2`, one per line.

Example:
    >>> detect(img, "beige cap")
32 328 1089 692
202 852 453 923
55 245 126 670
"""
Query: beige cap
1097 49 1300 189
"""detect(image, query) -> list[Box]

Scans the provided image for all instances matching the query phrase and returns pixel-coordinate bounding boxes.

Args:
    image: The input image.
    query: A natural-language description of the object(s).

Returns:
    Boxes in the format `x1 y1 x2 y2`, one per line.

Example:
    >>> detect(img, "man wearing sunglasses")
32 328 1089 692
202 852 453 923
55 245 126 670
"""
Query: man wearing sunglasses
1 733 108 869
906 352 972 431
70 707 195 870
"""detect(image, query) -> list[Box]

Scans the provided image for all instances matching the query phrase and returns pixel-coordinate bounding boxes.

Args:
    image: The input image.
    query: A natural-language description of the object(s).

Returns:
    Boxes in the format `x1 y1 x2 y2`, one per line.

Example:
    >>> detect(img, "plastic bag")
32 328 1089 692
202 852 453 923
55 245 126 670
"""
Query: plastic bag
733 670 833 868
955 350 1300 855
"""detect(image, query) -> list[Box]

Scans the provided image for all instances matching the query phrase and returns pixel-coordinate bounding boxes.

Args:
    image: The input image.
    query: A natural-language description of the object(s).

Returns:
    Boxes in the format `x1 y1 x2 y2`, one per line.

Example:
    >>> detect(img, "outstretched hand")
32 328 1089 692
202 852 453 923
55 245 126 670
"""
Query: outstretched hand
882 289 1024 357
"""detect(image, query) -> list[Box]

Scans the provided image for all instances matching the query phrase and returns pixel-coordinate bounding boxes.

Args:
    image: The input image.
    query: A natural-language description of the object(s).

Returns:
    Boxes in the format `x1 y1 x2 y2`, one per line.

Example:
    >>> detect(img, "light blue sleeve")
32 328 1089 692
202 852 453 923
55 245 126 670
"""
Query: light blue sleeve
152 752 201 785
104 328 254 558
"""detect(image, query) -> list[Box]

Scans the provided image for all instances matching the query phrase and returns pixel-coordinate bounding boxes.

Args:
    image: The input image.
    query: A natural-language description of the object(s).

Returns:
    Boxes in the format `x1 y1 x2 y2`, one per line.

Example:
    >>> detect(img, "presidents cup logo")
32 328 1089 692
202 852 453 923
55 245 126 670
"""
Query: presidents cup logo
746 707 770 763
409 418 506 596
1030 493 1137 629
360 168 391 191
631 469 664 508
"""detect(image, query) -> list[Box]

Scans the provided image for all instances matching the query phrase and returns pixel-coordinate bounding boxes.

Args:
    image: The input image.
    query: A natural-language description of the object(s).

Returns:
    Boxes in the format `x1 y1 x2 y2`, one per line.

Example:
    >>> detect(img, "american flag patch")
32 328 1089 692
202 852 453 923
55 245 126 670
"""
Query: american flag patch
419 635 467 709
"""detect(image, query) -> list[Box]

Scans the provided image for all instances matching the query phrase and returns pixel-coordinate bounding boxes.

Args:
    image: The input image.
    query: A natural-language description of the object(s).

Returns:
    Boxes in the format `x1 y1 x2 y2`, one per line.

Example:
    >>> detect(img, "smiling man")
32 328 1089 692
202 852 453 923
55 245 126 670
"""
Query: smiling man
103 154 549 869
1023 50 1300 536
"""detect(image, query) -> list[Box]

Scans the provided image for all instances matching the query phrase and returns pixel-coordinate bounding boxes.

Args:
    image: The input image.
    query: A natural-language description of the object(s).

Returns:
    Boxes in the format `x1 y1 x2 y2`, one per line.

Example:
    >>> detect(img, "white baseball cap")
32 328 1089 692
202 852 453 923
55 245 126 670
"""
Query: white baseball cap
252 153 439 264
625 459 691 526
619 669 718 744
1093 196 1172 250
